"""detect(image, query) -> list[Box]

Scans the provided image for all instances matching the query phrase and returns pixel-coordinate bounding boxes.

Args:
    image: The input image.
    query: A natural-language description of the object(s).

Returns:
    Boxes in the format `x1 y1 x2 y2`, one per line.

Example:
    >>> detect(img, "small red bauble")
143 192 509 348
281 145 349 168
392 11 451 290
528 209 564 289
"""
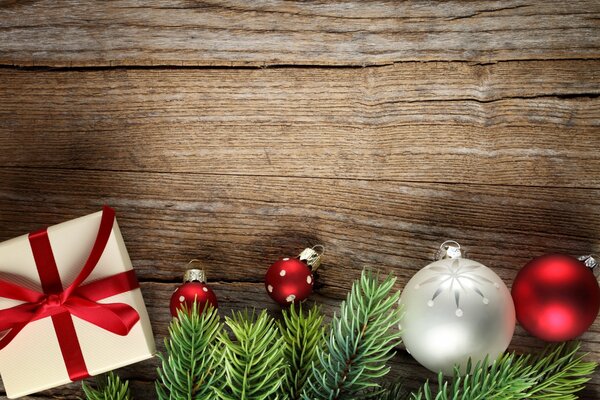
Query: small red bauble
170 266 218 318
265 246 323 306
511 253 600 341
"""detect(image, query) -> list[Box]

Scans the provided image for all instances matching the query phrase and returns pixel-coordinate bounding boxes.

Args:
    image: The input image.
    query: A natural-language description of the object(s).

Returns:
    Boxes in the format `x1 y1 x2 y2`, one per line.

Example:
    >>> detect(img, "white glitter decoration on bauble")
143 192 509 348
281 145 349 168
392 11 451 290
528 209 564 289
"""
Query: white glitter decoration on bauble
179 296 185 302
399 255 515 375
280 270 286 277
307 276 312 284
286 294 296 302
267 285 273 293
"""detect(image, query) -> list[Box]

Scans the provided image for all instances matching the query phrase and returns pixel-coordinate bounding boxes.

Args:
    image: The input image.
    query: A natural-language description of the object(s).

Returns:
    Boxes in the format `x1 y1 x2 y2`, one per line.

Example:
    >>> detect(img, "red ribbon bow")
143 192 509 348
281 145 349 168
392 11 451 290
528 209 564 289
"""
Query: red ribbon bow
0 206 140 381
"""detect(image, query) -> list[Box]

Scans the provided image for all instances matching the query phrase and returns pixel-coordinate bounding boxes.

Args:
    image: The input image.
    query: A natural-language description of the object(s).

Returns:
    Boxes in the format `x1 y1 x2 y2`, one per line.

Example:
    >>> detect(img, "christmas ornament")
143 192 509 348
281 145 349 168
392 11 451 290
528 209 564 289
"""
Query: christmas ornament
170 261 218 318
399 241 515 375
511 253 600 342
265 245 323 306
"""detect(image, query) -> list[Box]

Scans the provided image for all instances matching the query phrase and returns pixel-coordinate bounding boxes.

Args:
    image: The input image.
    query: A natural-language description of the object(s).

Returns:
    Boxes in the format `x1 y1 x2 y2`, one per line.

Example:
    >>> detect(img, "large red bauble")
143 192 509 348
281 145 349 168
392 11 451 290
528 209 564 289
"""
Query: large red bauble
265 258 314 306
511 253 600 341
169 282 218 318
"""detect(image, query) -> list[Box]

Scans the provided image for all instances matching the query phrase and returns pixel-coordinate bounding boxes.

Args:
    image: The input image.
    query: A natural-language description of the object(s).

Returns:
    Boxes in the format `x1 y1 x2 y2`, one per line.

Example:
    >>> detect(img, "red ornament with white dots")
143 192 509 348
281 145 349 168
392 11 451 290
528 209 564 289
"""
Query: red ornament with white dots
170 263 218 318
265 246 323 306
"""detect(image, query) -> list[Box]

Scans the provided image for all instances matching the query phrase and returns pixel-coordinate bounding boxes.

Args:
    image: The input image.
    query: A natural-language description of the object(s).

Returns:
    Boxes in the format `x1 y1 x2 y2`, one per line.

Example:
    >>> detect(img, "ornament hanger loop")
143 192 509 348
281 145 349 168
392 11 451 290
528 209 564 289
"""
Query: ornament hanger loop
311 244 325 256
299 245 325 272
436 240 463 260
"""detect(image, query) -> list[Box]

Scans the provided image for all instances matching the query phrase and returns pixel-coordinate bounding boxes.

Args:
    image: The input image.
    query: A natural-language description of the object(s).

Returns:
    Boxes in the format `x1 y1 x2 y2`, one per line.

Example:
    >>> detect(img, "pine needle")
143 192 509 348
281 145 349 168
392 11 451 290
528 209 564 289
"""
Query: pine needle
278 302 326 399
82 372 132 400
302 270 403 400
156 303 225 400
216 309 286 400
366 382 407 399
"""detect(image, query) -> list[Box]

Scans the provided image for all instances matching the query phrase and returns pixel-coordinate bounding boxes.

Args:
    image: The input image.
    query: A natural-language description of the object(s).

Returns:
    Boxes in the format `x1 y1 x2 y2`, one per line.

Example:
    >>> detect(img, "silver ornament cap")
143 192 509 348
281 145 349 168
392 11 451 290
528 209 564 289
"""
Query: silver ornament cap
436 240 463 260
578 254 598 270
399 241 515 375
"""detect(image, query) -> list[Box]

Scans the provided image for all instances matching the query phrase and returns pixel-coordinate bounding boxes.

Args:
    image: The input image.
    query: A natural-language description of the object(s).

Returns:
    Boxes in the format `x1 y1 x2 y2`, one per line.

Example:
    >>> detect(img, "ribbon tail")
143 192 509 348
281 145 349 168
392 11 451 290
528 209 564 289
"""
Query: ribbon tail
0 323 27 351
0 279 45 302
0 303 39 331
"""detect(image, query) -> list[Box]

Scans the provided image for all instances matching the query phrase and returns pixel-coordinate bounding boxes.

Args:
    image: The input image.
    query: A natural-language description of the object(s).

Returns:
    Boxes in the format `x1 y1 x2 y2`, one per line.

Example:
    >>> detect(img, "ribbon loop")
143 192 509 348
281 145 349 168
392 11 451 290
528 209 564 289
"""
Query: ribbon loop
0 206 140 381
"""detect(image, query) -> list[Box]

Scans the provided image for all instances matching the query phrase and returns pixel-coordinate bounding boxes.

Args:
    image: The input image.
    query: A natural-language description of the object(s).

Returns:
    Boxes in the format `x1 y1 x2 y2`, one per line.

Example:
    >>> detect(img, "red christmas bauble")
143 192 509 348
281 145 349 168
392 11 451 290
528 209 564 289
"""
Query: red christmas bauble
511 253 600 341
170 268 218 318
265 257 314 306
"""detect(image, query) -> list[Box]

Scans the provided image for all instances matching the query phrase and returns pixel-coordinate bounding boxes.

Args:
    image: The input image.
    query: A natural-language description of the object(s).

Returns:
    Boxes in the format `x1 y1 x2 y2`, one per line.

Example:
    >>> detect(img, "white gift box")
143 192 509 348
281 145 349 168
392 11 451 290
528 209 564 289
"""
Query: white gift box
0 208 155 398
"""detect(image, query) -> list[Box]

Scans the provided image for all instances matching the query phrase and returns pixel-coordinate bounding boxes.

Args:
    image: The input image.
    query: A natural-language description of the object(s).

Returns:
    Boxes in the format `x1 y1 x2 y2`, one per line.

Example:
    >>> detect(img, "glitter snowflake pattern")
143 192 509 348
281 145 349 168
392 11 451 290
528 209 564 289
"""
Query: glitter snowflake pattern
415 259 500 317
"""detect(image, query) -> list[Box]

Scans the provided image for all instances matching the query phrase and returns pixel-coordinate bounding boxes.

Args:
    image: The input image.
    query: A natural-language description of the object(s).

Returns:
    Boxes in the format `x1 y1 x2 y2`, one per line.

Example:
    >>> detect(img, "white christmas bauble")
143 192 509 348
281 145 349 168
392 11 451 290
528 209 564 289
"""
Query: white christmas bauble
399 247 515 375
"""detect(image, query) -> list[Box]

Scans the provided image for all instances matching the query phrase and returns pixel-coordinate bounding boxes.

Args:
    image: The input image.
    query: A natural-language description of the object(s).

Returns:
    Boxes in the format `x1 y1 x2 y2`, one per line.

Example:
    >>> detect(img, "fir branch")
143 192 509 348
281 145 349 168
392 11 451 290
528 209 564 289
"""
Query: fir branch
156 304 224 400
82 372 132 400
278 302 326 400
405 342 596 400
302 270 403 400
526 342 597 400
216 309 287 400
408 352 536 400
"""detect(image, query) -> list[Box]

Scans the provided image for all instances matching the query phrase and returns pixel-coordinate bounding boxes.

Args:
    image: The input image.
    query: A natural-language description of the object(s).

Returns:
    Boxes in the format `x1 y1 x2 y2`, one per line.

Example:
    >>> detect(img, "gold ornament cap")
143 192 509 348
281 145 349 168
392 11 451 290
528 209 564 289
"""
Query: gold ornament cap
298 245 325 271
183 259 206 283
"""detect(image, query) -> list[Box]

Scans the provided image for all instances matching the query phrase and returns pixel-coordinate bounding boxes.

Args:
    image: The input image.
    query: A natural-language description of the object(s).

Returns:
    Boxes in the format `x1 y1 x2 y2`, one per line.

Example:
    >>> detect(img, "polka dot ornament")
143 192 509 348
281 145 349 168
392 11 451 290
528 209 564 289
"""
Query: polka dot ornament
265 247 322 306
169 266 218 318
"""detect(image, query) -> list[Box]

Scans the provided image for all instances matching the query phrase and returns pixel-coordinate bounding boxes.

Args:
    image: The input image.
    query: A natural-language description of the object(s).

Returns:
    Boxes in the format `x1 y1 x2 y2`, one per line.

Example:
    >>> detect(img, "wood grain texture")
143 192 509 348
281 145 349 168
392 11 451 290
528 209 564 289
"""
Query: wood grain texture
0 60 599 187
1 1 600 398
0 167 599 398
0 0 599 67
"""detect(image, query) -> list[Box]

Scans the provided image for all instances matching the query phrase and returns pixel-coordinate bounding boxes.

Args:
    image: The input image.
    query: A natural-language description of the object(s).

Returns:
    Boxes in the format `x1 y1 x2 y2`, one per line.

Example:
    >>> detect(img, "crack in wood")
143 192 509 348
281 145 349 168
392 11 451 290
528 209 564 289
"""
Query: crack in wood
0 56 599 70
446 4 531 20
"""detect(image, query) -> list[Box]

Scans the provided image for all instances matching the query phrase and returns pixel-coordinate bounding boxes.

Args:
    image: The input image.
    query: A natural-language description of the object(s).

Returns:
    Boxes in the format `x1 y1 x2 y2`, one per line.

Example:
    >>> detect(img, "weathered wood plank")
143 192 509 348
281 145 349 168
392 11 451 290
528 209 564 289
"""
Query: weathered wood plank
1 168 599 286
1 282 598 399
1 60 599 187
0 0 598 67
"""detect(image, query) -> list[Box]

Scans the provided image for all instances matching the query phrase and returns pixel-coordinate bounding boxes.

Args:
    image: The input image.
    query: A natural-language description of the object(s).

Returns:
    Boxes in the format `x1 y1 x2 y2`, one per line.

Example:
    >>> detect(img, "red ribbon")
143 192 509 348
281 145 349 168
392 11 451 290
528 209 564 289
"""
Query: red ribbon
0 206 140 381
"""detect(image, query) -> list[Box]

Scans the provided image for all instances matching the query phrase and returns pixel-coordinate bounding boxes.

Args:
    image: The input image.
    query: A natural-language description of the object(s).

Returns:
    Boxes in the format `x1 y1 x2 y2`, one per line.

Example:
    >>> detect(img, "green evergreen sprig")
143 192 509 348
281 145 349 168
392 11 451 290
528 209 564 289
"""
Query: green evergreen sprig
525 342 597 399
216 309 286 400
82 372 132 400
302 270 403 400
278 302 326 399
156 304 224 400
405 342 596 400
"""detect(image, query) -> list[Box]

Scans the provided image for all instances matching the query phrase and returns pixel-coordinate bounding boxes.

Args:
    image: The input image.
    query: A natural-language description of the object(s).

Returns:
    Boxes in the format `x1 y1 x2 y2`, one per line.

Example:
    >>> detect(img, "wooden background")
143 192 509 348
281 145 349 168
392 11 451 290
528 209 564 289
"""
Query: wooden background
0 0 599 398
